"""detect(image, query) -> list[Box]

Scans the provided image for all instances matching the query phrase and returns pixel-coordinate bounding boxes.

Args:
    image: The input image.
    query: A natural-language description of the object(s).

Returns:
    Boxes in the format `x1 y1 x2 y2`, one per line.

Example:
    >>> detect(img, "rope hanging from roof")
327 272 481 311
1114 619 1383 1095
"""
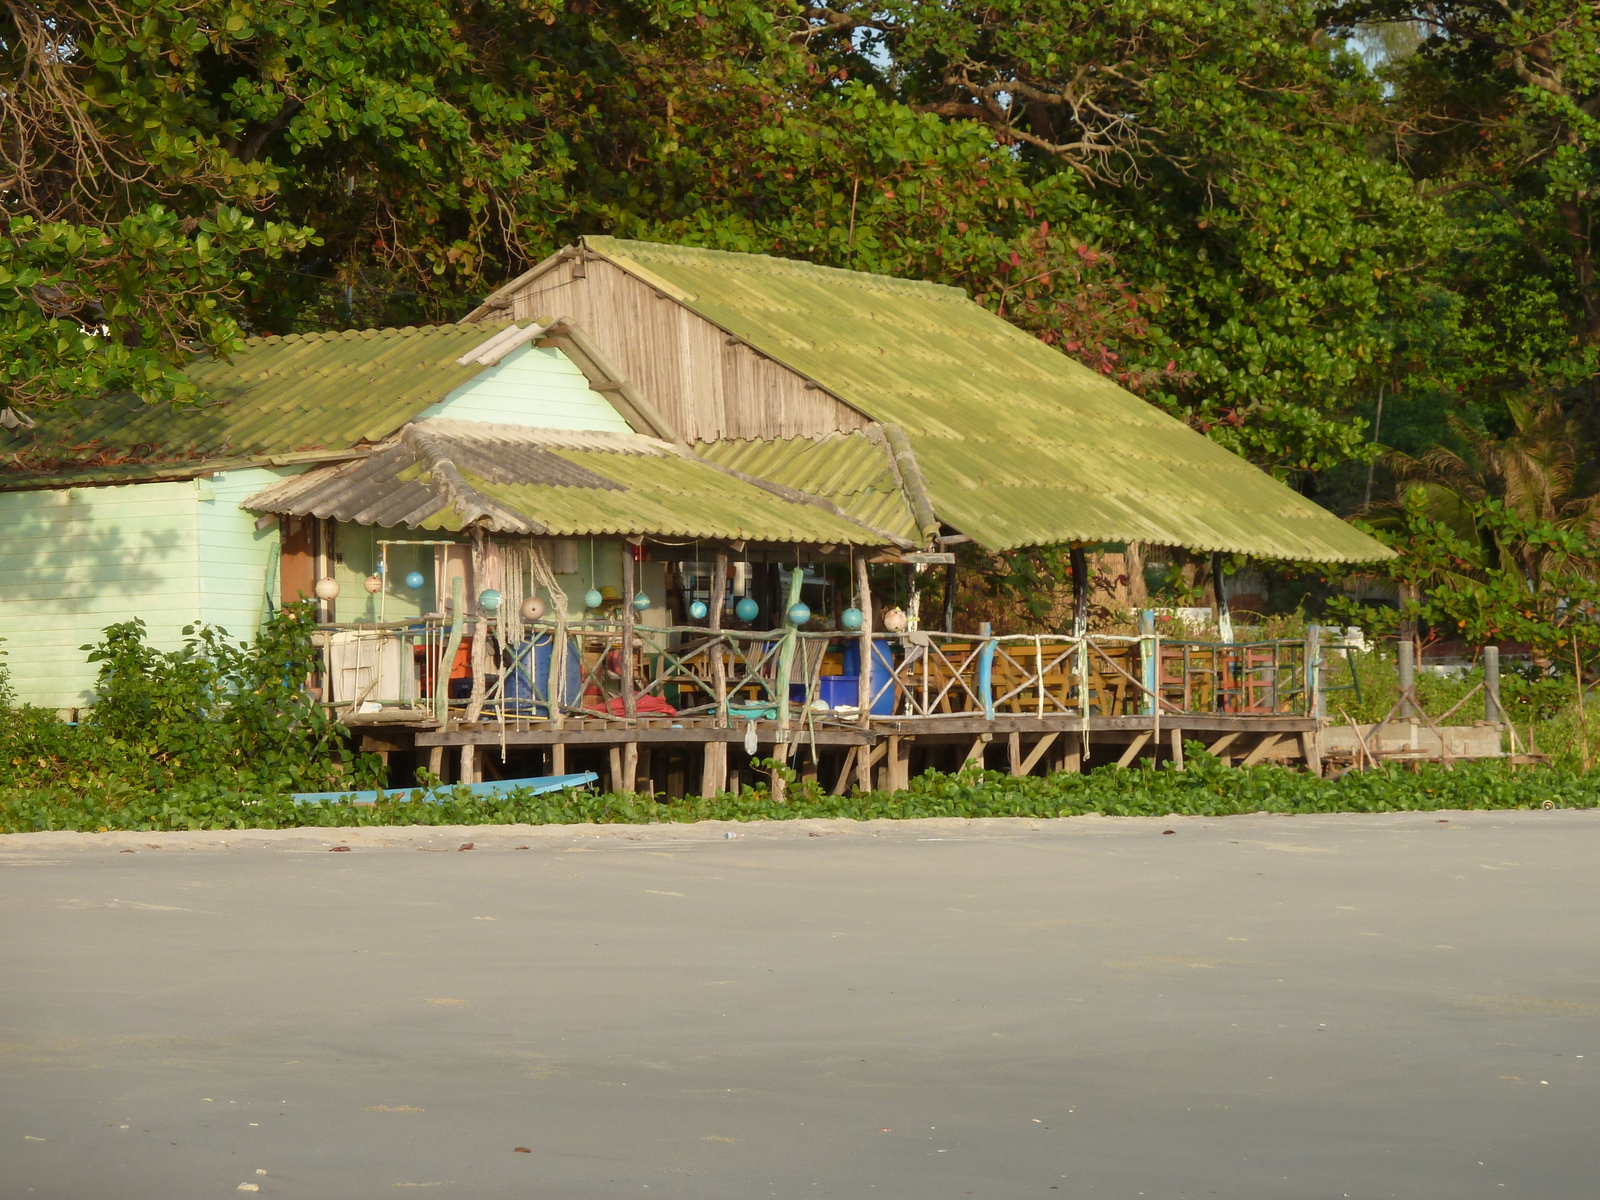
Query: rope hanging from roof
528 539 570 723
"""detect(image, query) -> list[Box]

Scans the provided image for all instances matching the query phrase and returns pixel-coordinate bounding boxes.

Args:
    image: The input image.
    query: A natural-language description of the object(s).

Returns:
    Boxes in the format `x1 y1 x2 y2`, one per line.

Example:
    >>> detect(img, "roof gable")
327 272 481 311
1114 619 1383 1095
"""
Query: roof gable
417 343 632 433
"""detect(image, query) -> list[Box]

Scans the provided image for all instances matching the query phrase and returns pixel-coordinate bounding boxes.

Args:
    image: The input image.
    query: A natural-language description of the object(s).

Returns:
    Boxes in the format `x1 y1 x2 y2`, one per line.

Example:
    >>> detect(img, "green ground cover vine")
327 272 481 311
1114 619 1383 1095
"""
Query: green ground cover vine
1 753 1593 835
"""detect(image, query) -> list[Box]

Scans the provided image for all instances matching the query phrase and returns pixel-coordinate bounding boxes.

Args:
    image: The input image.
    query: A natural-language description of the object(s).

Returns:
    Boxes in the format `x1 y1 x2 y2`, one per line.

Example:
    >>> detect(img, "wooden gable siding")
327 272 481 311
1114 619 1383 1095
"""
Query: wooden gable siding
499 257 868 442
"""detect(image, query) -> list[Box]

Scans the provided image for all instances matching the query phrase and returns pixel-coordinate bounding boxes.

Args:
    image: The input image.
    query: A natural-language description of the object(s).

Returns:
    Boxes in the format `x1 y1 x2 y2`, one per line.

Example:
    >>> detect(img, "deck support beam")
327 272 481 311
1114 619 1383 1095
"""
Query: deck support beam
1115 732 1151 769
832 746 858 795
1242 733 1281 766
1019 732 1059 776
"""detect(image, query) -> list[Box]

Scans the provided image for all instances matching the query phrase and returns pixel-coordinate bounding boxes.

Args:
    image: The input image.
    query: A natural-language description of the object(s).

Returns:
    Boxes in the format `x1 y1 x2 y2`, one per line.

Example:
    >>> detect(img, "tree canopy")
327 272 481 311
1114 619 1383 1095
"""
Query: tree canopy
2 0 1595 501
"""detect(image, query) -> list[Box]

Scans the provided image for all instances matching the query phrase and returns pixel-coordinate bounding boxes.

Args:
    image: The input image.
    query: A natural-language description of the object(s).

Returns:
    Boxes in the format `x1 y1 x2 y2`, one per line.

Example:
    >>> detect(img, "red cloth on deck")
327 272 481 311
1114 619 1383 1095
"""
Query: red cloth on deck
589 695 679 718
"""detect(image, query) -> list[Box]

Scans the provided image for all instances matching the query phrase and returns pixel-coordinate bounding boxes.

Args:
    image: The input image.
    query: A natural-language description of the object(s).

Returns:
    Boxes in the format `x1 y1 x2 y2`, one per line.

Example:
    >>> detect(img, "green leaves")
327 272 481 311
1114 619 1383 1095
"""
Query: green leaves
2 756 1594 835
0 206 309 409
3 604 382 801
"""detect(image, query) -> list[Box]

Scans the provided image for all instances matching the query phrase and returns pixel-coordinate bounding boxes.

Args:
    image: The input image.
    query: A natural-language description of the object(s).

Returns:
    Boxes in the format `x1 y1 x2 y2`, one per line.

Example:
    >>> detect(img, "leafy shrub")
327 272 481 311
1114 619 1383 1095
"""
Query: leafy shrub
0 605 382 803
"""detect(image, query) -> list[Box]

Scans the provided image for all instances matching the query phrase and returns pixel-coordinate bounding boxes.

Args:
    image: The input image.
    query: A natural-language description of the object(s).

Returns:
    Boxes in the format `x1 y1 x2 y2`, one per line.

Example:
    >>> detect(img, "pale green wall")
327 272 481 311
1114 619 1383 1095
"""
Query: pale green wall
199 469 294 639
0 467 294 712
417 344 632 431
329 525 439 623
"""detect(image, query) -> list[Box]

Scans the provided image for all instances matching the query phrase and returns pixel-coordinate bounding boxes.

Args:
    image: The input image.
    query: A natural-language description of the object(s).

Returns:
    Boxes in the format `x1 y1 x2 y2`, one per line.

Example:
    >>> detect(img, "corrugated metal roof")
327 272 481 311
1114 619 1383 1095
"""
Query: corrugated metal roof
246 422 899 546
695 432 920 544
583 237 1391 563
1 323 518 479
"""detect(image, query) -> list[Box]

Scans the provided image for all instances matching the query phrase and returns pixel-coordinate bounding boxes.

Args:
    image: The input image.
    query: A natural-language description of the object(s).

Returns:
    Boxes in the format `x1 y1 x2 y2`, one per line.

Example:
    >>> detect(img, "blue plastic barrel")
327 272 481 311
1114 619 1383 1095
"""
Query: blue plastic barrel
505 633 582 716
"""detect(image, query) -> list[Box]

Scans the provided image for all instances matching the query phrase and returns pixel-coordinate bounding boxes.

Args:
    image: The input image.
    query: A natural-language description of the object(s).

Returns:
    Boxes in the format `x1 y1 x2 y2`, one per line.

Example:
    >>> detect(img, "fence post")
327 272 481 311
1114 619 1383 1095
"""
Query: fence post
1484 644 1502 724
1140 610 1157 717
1305 624 1324 719
1397 637 1415 719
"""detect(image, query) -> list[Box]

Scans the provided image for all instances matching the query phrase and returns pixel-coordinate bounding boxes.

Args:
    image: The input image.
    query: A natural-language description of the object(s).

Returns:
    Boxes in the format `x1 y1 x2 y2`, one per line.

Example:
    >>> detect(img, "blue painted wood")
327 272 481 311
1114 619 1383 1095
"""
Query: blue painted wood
292 771 599 805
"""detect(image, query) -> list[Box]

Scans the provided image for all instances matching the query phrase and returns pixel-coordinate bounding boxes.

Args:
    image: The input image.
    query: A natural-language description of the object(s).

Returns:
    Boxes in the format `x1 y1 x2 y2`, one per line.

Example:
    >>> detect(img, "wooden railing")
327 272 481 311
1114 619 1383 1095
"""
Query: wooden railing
462 622 1319 725
312 615 1322 726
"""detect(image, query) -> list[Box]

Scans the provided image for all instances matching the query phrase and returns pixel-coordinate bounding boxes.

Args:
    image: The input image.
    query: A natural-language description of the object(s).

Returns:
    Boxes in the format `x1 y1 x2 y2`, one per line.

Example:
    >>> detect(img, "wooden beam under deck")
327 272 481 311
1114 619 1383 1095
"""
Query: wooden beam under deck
414 712 1318 751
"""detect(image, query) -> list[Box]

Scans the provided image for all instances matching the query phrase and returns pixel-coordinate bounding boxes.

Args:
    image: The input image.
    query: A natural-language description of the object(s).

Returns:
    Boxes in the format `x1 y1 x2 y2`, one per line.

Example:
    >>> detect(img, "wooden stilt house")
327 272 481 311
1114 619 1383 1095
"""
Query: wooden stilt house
2 237 1391 789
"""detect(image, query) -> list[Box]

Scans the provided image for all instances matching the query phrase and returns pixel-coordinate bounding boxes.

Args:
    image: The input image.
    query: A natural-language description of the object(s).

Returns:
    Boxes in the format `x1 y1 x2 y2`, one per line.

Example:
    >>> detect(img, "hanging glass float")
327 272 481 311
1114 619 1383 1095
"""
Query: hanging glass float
840 606 864 631
313 577 340 601
363 574 383 595
787 601 811 626
405 570 426 591
520 595 546 621
584 588 604 609
478 589 502 613
632 591 651 612
688 600 709 621
734 596 759 622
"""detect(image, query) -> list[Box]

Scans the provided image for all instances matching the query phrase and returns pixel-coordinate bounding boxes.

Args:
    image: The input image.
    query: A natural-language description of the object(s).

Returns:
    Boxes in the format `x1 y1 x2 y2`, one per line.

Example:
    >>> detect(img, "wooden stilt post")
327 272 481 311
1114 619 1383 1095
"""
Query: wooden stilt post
1170 725 1185 771
1070 544 1089 638
427 745 444 781
459 743 476 785
700 550 729 797
1484 644 1502 724
887 735 909 791
1007 730 1022 777
855 556 875 793
942 557 957 633
550 742 566 775
466 528 489 723
1211 551 1233 645
620 542 638 793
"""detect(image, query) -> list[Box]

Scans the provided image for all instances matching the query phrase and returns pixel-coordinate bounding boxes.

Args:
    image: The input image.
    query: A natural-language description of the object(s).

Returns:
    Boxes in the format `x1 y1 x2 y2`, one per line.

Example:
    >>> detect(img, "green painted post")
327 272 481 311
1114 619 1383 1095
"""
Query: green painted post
1306 624 1324 719
1140 609 1157 716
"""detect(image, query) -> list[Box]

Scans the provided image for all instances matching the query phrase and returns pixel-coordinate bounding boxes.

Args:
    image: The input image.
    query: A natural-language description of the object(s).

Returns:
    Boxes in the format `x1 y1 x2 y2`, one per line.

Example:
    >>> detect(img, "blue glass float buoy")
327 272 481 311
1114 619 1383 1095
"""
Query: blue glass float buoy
787 602 811 626
840 606 864 630
584 588 604 609
688 600 709 621
405 570 426 591
632 591 651 612
478 589 501 613
734 596 759 622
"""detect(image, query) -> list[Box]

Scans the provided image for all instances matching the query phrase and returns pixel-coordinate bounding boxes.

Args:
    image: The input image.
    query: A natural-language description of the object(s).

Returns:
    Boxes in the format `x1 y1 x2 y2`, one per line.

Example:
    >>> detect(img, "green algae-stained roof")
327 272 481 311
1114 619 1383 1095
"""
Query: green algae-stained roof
695 433 920 544
2 323 516 481
583 237 1391 563
244 422 898 546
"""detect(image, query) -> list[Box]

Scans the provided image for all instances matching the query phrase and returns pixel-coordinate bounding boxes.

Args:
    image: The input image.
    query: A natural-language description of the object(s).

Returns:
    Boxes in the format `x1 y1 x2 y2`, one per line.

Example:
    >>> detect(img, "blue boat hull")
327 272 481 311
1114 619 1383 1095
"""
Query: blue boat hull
292 772 599 805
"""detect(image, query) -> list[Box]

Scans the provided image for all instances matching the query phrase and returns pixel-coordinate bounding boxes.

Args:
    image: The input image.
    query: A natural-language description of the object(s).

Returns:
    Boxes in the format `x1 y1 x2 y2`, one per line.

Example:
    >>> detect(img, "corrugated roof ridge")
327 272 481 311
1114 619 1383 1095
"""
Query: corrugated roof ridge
242 320 508 349
588 236 970 304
